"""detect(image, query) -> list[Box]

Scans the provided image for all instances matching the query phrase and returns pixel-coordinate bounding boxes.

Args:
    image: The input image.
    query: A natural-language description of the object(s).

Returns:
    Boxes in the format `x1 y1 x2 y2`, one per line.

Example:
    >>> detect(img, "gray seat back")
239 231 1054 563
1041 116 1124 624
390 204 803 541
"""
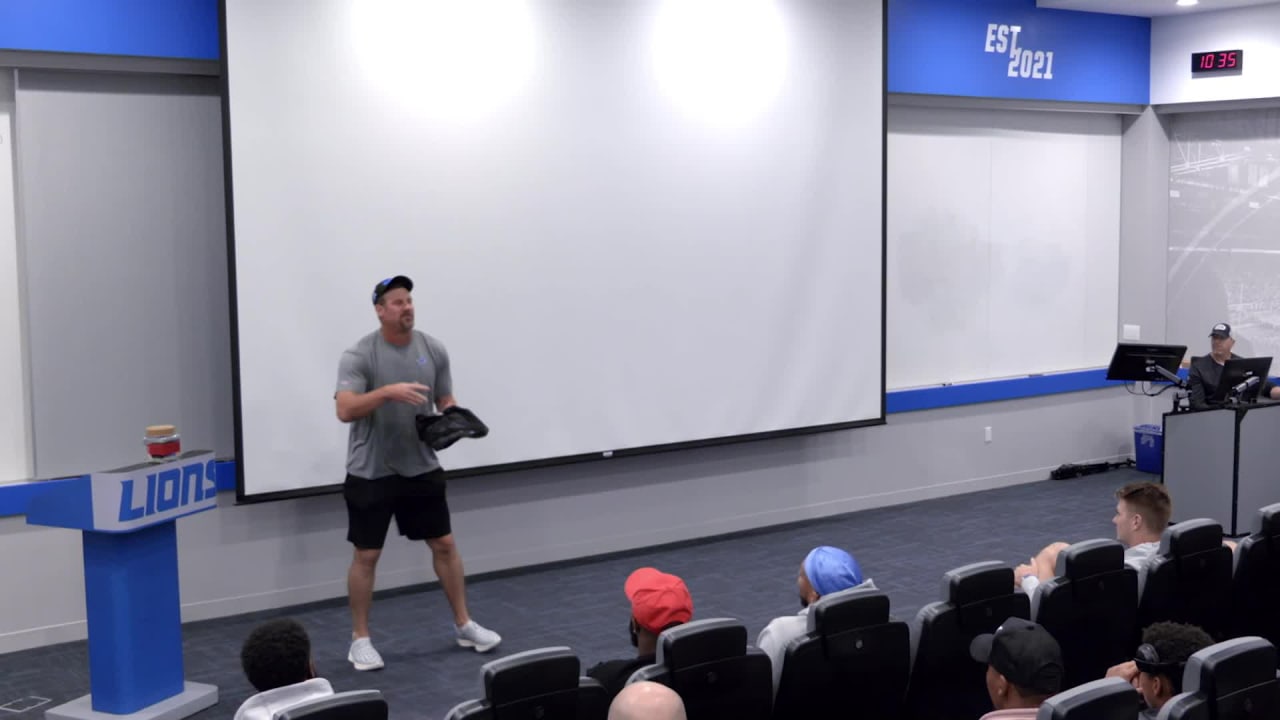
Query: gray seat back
1035 677 1140 720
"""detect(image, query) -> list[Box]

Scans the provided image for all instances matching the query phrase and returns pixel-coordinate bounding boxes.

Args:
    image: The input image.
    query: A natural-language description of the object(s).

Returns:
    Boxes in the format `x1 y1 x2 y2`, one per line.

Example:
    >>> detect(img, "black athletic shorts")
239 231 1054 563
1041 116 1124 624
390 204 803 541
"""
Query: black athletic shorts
343 470 450 549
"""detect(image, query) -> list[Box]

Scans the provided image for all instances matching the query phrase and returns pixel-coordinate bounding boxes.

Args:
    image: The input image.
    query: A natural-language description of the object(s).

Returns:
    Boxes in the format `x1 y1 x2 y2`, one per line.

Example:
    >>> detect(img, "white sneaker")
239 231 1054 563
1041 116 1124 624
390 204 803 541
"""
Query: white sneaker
348 636 385 671
456 620 502 653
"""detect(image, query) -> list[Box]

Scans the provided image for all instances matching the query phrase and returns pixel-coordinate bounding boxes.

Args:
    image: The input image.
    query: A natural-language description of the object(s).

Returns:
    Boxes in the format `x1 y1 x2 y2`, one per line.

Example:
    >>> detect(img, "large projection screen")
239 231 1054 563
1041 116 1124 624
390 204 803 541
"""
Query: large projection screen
223 0 886 500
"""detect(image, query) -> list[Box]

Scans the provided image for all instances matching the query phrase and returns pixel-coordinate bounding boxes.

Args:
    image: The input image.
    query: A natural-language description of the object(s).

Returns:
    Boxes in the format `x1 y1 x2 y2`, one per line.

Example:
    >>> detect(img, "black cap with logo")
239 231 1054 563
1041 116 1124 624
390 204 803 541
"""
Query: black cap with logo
372 275 413 305
970 618 1064 695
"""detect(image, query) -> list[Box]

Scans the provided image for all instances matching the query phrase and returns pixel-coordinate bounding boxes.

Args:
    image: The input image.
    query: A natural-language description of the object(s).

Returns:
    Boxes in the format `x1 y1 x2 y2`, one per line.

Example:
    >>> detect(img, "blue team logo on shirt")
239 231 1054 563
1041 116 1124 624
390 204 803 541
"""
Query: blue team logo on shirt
418 356 428 365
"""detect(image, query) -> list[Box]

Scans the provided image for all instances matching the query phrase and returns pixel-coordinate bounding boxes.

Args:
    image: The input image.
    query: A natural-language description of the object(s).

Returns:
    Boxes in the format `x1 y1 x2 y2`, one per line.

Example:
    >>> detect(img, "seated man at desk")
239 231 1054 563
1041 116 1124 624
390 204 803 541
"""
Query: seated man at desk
1188 323 1280 408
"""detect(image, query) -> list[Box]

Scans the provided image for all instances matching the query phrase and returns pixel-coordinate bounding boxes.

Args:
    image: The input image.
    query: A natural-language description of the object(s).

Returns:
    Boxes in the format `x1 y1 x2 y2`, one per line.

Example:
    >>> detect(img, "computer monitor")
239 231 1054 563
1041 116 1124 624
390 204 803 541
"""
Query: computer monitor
1212 357 1273 404
1106 343 1188 384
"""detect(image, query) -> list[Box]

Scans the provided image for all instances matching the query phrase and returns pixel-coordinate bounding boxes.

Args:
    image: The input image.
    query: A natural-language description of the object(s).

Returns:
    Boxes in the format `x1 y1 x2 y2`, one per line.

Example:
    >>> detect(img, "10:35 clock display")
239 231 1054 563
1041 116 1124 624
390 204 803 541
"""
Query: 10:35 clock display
1191 50 1243 74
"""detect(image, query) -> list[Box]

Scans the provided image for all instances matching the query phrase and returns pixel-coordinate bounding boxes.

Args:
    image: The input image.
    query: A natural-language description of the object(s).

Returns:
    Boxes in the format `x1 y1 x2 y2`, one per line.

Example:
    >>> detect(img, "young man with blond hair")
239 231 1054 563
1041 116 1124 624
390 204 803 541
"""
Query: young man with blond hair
1016 481 1171 597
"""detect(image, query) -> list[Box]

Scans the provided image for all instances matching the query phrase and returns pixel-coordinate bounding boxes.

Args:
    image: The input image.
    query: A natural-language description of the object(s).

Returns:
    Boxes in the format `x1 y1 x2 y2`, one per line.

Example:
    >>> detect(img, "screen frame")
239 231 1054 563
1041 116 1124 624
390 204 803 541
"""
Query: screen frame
218 0 890 504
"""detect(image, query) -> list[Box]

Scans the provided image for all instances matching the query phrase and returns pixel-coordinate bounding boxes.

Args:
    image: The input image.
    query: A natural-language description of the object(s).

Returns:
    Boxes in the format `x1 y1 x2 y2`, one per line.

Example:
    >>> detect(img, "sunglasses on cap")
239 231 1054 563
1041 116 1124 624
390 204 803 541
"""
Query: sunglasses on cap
1134 643 1184 675
373 278 393 301
372 275 413 304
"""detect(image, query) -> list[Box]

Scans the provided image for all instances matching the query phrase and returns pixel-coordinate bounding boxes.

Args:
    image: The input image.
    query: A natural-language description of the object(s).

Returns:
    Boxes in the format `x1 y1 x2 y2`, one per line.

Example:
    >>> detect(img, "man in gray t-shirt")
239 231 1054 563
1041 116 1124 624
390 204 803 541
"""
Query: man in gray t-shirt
337 324 451 480
333 275 500 671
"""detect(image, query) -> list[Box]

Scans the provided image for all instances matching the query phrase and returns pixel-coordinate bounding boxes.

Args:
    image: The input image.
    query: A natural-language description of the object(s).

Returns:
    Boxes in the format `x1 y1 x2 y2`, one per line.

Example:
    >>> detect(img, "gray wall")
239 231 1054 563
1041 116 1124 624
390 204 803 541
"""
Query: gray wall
1119 108 1178 428
0 387 1134 652
14 71 232 477
1119 108 1172 345
0 73 1158 653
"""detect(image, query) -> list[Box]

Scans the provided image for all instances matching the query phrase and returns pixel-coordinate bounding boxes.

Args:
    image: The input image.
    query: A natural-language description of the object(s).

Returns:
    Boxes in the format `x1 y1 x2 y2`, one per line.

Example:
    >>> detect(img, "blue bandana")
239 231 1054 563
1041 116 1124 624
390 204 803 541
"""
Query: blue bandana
804 546 863 597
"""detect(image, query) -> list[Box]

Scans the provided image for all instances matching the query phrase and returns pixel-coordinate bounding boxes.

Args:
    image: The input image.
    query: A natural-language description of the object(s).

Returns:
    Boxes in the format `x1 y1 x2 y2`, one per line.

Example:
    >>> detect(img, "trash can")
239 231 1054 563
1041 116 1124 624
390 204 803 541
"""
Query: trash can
1134 424 1163 474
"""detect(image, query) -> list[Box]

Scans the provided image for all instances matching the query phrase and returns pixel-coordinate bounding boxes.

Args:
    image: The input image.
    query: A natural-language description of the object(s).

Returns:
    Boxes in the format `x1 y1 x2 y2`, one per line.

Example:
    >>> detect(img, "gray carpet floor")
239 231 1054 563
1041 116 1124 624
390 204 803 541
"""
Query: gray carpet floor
0 469 1146 720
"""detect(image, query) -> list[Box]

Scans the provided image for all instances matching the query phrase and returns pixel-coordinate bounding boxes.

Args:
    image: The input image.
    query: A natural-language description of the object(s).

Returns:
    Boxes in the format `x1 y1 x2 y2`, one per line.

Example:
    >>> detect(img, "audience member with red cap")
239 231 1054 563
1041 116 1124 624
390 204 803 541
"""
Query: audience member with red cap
756 545 875 694
587 567 694 703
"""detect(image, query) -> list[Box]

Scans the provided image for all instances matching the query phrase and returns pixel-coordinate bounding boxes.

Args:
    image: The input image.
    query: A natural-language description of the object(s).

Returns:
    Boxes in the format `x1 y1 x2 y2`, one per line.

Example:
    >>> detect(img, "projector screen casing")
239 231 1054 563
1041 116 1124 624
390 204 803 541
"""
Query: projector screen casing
220 0 888 502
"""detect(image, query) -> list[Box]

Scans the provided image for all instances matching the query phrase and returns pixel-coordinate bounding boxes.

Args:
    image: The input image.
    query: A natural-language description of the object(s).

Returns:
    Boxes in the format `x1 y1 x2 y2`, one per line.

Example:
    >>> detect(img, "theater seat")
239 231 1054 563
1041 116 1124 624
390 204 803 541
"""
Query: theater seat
627 618 772 720
443 647 609 720
1035 677 1139 720
771 586 909 720
1156 637 1280 720
274 691 387 720
1033 539 1139 688
905 561 1030 720
1230 503 1280 646
1137 519 1233 640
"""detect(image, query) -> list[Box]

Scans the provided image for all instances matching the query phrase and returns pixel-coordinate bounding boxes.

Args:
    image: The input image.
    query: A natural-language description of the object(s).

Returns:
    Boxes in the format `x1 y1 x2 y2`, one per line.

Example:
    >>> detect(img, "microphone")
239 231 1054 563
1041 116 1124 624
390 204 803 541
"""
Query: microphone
1232 376 1261 395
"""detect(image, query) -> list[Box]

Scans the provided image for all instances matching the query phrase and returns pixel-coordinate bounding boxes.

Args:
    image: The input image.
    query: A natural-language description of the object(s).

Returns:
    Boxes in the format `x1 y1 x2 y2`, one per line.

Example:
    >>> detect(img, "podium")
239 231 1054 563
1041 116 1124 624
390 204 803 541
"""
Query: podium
26 451 220 720
1163 404 1280 536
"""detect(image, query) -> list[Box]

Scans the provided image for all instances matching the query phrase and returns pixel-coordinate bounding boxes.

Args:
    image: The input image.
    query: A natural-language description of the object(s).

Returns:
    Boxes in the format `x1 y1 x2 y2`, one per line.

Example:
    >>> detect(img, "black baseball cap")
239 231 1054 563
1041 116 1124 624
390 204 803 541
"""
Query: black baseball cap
372 275 413 304
970 618 1064 695
1210 323 1231 339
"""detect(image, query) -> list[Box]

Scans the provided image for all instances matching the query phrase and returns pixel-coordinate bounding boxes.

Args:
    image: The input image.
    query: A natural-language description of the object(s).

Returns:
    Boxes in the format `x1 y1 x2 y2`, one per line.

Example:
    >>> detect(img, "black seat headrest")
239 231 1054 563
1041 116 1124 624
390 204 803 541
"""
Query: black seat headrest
808 586 889 634
944 561 1012 604
1160 519 1224 556
1255 503 1280 537
657 618 747 670
483 647 580 699
1184 637 1278 698
1055 539 1125 578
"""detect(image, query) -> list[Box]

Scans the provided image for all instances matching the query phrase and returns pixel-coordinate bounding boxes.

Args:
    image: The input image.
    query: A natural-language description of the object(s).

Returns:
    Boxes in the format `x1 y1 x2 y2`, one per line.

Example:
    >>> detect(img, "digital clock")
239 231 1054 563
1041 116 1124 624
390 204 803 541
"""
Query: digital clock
1191 49 1243 74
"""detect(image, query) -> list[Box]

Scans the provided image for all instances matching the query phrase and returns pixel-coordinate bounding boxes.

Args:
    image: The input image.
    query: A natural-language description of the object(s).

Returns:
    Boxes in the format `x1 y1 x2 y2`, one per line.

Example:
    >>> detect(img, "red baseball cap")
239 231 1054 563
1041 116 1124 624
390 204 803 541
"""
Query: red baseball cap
625 568 693 634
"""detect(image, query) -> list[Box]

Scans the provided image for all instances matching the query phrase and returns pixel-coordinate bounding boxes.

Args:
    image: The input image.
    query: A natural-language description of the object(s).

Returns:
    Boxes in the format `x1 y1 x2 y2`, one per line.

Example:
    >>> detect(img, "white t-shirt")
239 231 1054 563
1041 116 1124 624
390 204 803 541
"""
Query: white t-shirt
1021 540 1161 601
233 678 335 720
1123 541 1160 595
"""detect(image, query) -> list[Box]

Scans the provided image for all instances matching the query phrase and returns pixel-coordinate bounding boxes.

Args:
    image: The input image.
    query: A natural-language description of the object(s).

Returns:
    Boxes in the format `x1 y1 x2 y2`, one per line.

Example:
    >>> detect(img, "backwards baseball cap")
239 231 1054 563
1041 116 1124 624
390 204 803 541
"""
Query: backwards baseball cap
372 275 413 304
803 546 864 597
970 618 1064 696
1210 323 1232 338
624 568 693 634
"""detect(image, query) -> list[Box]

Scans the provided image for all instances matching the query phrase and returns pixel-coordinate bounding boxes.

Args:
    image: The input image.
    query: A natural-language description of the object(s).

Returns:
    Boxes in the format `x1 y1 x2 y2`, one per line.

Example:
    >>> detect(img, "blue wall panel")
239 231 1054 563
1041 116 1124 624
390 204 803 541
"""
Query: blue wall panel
0 1 218 60
890 0 1150 104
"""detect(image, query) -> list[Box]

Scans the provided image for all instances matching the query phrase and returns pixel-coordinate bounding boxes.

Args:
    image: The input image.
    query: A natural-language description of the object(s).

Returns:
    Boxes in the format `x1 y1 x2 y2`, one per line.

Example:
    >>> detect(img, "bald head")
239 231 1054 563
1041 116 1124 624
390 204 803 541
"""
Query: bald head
608 681 686 720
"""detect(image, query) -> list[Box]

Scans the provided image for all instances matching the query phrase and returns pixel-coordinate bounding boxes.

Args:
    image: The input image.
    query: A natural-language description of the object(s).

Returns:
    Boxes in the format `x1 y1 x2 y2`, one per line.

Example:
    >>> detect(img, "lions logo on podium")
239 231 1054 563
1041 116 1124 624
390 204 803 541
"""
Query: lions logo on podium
88 452 219 531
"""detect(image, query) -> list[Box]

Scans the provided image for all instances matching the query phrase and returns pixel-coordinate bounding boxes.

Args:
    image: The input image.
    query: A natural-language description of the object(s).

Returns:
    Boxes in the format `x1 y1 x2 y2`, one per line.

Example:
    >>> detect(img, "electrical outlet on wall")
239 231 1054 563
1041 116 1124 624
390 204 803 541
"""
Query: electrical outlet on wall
1123 324 1141 340
984 426 993 443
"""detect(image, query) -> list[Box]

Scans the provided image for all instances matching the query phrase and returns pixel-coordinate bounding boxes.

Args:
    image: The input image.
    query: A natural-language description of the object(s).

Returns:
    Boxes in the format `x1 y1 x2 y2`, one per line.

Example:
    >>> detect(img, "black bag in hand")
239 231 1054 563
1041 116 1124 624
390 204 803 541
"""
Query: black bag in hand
415 406 490 451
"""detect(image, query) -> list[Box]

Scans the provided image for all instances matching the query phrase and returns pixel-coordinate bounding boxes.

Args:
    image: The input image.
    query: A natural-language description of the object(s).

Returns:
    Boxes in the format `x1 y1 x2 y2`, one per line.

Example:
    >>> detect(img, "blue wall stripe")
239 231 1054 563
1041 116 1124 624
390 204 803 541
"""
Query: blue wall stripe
886 368 1123 413
215 461 236 494
0 0 219 60
3 475 90 520
2 370 1153 516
